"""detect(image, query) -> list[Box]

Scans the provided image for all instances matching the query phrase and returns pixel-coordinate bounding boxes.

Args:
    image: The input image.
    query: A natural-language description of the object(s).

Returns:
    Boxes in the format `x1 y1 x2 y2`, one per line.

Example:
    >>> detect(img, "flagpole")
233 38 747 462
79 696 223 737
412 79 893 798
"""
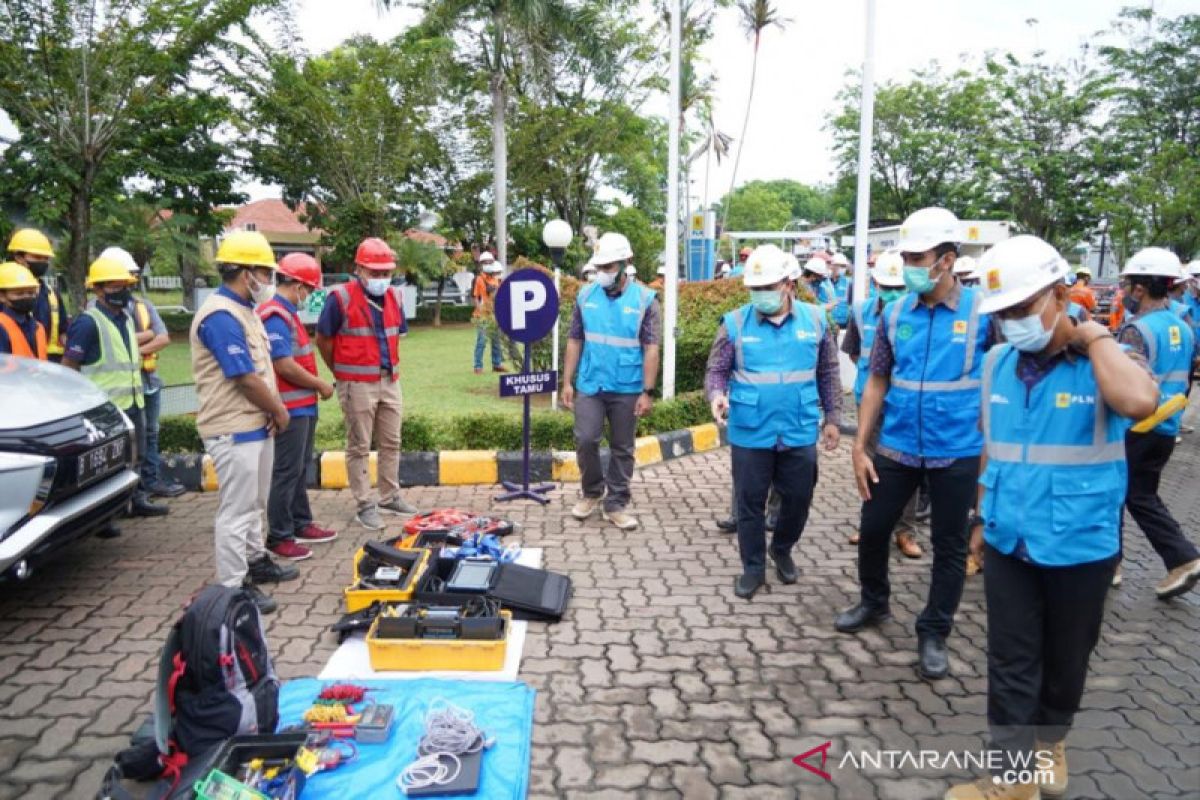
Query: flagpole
664 0 681 399
852 0 877 305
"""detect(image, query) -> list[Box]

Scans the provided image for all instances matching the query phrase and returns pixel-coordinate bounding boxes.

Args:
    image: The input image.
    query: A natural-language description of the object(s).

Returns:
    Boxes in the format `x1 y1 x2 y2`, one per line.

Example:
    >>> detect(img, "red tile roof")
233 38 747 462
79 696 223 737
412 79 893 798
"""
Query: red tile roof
225 198 319 235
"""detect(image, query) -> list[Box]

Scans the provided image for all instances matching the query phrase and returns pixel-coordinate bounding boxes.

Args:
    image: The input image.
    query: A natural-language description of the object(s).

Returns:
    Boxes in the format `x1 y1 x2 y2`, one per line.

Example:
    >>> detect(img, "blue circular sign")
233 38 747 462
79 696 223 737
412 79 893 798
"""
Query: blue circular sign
494 268 560 343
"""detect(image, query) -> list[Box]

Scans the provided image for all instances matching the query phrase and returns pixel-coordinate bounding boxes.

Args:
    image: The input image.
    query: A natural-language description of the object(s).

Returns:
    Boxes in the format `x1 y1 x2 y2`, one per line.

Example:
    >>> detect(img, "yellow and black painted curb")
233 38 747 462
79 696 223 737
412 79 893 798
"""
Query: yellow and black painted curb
161 423 728 492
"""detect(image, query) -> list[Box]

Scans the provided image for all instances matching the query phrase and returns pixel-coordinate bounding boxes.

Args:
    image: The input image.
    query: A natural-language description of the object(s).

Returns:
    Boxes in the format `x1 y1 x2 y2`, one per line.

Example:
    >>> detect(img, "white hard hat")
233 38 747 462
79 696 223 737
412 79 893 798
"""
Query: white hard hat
1121 247 1183 280
977 235 1069 314
625 264 637 276
897 207 962 253
594 232 634 266
743 244 789 288
656 265 666 276
953 255 976 276
1187 260 1200 278
581 259 596 276
831 252 850 267
482 257 503 274
871 250 905 288
717 261 732 275
99 246 140 275
783 253 802 281
802 257 830 278
478 252 495 264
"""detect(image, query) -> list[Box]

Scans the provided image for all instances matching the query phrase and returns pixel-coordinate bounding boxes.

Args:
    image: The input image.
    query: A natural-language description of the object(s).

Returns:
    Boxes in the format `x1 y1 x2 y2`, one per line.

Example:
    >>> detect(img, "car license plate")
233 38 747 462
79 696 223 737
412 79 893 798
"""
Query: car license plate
77 438 127 486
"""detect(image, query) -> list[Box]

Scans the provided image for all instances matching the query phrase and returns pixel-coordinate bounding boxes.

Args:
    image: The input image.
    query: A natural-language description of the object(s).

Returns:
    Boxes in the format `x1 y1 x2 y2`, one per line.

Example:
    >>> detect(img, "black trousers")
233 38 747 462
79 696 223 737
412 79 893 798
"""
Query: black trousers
985 544 1116 773
858 454 978 638
1124 431 1199 570
267 414 316 545
732 445 818 575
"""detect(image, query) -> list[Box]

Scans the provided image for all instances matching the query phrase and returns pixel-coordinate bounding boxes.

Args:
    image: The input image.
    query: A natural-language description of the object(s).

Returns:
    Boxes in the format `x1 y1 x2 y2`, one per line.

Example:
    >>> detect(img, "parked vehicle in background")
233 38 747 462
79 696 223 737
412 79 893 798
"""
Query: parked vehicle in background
0 356 138 580
1092 278 1120 328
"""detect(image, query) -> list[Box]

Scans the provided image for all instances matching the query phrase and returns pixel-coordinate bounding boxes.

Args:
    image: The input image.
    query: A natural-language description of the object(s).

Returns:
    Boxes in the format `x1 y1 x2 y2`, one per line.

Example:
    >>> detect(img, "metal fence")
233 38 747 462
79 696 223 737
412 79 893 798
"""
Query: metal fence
147 275 183 290
160 384 199 416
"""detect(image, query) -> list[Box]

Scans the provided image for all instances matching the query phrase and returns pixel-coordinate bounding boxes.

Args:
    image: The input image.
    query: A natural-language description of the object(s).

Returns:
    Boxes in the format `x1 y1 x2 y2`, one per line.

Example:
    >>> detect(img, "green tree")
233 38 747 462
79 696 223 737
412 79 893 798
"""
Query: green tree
0 0 277 306
605 204 665 280
719 182 790 232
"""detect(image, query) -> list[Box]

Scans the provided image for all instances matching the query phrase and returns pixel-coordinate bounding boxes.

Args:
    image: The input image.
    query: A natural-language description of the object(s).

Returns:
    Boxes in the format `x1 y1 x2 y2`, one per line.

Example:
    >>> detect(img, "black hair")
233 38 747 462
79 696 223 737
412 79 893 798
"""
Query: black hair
933 242 960 259
1129 275 1171 299
217 264 244 284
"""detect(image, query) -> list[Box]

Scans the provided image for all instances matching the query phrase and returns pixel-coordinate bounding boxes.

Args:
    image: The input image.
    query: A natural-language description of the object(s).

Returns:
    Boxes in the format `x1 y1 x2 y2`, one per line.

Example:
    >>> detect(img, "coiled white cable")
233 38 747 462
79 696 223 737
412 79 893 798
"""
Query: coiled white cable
396 699 494 794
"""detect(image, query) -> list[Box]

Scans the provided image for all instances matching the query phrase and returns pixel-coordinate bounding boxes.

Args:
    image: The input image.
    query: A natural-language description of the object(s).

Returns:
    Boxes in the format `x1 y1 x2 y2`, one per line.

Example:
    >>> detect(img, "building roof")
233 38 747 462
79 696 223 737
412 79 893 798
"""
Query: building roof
403 228 451 248
225 198 320 235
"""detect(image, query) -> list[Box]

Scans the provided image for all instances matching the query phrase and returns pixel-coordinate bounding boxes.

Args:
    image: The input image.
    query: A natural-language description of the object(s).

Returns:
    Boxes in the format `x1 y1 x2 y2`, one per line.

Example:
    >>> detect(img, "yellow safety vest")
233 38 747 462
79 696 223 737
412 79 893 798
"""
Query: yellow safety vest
46 287 64 355
133 297 158 372
81 308 144 410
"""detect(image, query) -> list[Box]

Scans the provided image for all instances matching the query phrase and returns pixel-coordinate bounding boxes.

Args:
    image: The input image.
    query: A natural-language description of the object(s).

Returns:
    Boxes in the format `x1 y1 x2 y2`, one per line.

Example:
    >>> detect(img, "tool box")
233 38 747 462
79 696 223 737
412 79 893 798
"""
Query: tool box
343 543 431 612
414 553 572 621
366 608 512 671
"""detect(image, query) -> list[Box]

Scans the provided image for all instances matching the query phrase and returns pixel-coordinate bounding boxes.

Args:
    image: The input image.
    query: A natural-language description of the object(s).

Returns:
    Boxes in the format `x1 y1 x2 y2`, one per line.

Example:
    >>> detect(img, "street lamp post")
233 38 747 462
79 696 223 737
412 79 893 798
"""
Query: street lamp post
543 219 572 412
1096 217 1109 278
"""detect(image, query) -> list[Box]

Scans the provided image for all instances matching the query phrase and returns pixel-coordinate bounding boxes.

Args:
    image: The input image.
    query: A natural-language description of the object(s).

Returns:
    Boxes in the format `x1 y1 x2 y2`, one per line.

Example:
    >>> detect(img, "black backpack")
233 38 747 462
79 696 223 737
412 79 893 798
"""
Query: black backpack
100 584 279 798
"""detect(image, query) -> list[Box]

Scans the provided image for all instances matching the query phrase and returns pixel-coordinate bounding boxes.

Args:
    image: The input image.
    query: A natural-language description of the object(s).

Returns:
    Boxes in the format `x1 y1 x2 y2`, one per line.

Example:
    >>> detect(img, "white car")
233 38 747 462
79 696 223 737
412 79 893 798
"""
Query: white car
0 355 139 580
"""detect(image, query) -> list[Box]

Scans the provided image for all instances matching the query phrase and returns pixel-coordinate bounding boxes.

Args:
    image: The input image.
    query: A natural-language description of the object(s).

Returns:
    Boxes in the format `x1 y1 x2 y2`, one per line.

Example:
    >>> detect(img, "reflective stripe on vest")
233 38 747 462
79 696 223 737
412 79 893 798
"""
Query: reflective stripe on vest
575 282 653 395
81 308 143 409
0 312 47 359
330 282 403 382
725 302 824 449
133 298 158 372
46 286 64 355
258 299 319 409
1130 309 1194 436
978 343 1127 565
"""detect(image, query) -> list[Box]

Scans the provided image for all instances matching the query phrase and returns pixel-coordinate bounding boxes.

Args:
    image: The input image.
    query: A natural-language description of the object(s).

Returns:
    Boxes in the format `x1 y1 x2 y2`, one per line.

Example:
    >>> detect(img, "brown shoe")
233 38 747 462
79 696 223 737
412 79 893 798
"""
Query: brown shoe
1035 740 1067 798
966 551 984 577
944 776 1041 800
848 531 861 545
894 530 923 558
1155 558 1200 600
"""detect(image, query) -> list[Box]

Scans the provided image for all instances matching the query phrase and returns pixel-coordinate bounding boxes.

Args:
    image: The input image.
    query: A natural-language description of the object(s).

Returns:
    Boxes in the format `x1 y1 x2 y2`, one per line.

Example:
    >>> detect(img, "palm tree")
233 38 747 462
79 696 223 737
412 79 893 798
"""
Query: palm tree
720 0 788 236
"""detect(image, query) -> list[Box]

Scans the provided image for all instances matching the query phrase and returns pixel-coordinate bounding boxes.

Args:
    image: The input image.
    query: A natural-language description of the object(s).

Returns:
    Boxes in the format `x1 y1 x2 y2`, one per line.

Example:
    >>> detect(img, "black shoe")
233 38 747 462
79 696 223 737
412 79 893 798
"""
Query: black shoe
770 550 798 584
716 516 737 532
918 635 949 679
765 515 778 532
242 581 277 615
249 555 299 584
129 494 169 517
95 523 122 539
146 480 186 498
834 603 892 633
734 573 767 600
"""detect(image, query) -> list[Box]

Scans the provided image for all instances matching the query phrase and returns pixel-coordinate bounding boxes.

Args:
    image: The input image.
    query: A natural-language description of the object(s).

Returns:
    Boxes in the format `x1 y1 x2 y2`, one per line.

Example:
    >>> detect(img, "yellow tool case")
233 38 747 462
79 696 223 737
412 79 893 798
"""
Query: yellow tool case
365 608 511 671
343 544 432 612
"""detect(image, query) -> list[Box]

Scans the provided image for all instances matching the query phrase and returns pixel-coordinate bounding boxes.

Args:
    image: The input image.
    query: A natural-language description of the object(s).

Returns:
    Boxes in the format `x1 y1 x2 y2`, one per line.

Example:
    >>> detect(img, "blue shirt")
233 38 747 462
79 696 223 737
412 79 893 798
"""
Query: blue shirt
0 307 41 355
64 302 132 366
197 286 270 443
316 280 406 373
263 295 317 419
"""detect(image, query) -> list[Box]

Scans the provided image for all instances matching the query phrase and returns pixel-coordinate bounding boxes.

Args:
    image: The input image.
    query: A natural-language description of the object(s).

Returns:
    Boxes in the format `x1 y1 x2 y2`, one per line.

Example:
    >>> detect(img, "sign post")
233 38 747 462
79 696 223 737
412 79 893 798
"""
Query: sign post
493 267 561 504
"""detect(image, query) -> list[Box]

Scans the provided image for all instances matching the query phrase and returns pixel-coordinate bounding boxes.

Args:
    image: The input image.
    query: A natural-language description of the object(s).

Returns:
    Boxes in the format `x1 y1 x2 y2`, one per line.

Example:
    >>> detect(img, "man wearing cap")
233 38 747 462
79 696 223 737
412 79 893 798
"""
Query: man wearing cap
260 253 338 562
7 228 68 361
729 246 752 278
0 262 46 358
953 256 979 288
62 257 168 519
944 235 1157 800
191 231 296 614
472 252 505 375
827 252 852 329
842 250 923 560
706 244 842 599
562 232 660 531
835 207 994 681
97 247 185 499
801 256 833 306
316 237 417 531
1116 248 1200 599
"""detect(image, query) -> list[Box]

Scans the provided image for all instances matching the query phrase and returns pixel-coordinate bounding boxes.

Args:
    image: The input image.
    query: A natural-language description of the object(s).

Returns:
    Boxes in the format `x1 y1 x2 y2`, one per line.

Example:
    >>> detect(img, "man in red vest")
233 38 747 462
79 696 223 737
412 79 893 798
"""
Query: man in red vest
316 237 417 530
259 253 339 560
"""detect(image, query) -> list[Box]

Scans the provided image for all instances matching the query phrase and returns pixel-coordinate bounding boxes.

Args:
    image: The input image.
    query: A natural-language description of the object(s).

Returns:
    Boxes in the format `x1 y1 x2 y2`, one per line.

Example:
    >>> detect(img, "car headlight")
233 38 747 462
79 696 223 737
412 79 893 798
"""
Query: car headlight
0 453 56 539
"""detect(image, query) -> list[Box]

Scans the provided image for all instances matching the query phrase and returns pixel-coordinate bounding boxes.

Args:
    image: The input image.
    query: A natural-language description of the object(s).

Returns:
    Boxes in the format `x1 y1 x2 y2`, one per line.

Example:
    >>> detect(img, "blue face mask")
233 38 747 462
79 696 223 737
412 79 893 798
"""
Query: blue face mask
878 288 905 304
750 289 784 315
1000 293 1056 353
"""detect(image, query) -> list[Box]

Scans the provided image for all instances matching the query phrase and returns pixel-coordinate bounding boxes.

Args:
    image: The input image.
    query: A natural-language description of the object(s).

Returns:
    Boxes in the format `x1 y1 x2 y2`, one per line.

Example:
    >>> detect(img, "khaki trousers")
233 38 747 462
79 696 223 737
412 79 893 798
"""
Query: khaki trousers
204 434 273 587
337 379 402 509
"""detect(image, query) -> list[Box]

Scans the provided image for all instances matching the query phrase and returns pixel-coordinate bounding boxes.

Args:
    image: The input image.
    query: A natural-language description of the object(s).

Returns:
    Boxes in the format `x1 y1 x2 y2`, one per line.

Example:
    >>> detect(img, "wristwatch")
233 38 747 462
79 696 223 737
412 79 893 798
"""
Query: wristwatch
968 513 985 529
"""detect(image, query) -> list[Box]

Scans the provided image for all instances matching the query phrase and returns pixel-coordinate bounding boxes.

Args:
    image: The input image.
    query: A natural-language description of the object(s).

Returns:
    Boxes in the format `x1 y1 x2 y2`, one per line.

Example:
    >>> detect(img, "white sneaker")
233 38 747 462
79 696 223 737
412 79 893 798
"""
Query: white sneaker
571 496 602 520
602 509 639 530
1156 558 1200 600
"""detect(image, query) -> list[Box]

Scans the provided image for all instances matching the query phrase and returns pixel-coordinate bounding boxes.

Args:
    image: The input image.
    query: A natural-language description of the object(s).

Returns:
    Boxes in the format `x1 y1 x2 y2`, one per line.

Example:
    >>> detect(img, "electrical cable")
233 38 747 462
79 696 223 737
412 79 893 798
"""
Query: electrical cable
395 699 494 795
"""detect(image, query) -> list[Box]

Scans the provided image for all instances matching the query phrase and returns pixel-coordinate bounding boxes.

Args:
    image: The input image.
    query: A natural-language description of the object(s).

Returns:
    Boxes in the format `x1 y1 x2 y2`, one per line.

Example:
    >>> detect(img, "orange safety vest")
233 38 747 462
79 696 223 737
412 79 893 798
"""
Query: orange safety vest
0 311 48 360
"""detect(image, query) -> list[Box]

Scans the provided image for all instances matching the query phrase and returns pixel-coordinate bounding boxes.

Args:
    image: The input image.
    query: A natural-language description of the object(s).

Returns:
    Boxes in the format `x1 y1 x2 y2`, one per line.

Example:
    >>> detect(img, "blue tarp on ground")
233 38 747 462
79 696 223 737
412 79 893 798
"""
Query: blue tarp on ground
276 678 534 800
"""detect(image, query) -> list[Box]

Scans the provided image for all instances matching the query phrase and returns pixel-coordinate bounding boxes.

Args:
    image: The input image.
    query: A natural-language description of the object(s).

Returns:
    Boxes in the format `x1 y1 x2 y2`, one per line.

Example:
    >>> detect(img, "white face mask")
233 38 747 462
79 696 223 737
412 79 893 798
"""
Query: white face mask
595 270 618 289
1000 292 1058 353
248 273 275 305
365 277 390 296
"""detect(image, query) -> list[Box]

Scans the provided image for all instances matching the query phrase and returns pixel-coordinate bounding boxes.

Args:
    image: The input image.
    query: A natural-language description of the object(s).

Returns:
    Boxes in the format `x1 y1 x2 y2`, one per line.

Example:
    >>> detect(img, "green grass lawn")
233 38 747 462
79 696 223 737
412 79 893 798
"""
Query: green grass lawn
158 323 548 423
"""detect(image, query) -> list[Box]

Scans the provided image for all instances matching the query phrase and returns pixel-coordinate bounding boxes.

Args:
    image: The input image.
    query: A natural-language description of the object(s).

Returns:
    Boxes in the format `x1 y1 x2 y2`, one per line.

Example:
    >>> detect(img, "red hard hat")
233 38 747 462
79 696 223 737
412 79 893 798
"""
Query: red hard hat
277 253 323 288
355 237 396 270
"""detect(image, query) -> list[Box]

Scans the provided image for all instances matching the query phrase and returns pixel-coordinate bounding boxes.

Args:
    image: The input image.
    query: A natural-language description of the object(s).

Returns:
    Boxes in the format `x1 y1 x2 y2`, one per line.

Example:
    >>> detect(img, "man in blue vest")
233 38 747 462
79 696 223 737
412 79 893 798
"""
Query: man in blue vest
1116 247 1200 599
944 235 1158 800
835 207 994 681
827 252 852 329
706 244 842 599
562 232 660 531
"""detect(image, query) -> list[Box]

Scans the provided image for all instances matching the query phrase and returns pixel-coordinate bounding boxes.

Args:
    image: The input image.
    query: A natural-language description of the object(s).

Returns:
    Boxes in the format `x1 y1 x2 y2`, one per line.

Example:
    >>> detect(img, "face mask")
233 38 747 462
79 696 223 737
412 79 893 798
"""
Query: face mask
750 289 785 316
1121 293 1139 315
1000 294 1056 353
595 270 617 289
903 262 938 295
878 288 905 304
105 288 132 308
7 297 35 315
586 273 598 283
248 274 275 304
25 261 49 278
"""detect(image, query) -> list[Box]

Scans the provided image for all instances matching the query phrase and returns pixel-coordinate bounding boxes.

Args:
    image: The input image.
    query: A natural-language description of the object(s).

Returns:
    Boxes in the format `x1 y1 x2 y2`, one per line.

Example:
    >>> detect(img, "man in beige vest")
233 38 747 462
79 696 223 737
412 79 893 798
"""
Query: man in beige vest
190 231 295 614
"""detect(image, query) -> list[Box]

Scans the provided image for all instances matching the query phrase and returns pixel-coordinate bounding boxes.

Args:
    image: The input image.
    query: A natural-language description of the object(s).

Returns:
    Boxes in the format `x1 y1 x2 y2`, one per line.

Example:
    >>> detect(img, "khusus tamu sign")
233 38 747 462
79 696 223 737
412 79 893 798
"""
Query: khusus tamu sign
493 268 560 503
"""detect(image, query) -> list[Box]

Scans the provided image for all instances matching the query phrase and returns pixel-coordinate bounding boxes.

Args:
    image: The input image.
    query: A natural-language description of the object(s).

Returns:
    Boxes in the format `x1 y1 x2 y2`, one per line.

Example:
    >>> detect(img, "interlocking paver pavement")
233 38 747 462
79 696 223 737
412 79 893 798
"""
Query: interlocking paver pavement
1 419 1198 799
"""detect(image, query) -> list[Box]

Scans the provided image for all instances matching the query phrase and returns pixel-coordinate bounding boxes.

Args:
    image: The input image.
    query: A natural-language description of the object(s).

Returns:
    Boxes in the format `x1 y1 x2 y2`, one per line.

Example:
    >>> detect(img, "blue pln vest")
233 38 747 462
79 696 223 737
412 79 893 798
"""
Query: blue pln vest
576 281 655 395
879 287 989 459
724 302 825 449
979 344 1129 566
851 298 885 405
829 275 851 326
1127 308 1194 437
1067 301 1085 322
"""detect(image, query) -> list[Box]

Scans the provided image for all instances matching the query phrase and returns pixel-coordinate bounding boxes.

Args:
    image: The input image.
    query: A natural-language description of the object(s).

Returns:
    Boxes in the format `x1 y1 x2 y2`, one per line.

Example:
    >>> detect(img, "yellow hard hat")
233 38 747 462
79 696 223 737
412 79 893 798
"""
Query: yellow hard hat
215 230 276 269
0 261 39 291
7 228 55 258
86 256 138 288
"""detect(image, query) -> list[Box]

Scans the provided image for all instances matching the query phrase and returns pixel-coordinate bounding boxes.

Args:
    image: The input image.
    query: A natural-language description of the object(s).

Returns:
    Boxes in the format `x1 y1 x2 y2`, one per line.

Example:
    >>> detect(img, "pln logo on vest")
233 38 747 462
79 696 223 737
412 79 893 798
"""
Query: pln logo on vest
1169 325 1182 348
1055 392 1095 408
952 319 968 342
795 329 818 341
